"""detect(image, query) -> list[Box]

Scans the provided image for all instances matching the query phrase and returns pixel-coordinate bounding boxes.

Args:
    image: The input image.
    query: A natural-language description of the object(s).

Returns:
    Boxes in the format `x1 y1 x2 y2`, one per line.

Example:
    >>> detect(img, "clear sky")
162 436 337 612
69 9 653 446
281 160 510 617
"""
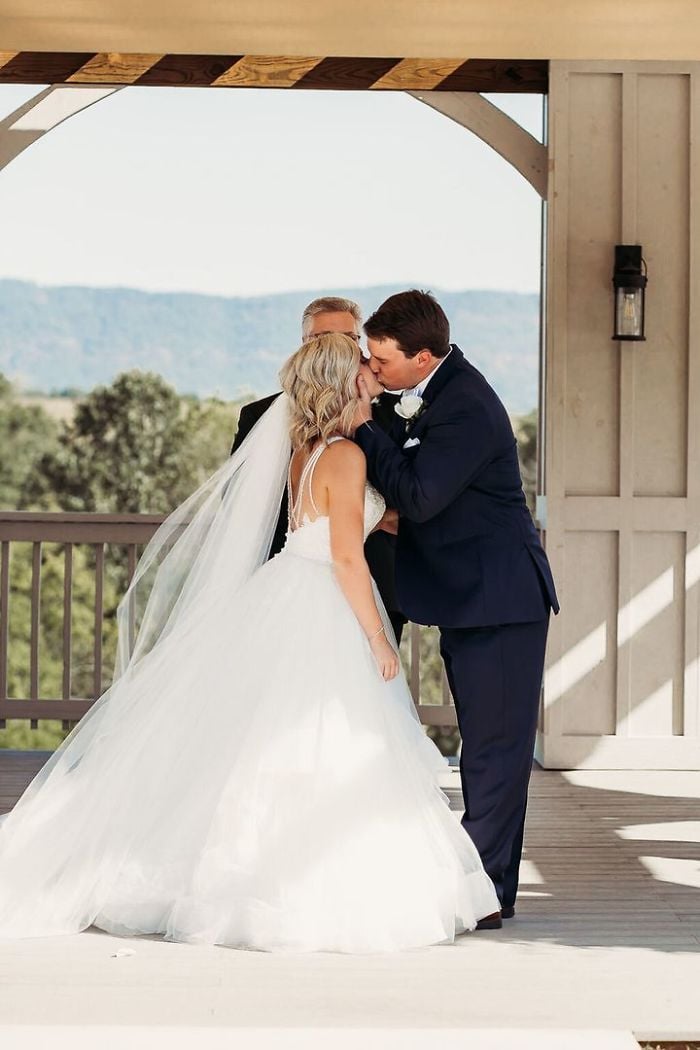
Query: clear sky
0 85 543 298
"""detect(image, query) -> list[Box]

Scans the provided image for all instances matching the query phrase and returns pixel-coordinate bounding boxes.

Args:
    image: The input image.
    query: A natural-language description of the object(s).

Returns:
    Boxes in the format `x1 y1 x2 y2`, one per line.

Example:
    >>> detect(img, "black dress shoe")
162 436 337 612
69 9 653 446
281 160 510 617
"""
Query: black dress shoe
501 905 515 919
475 910 502 930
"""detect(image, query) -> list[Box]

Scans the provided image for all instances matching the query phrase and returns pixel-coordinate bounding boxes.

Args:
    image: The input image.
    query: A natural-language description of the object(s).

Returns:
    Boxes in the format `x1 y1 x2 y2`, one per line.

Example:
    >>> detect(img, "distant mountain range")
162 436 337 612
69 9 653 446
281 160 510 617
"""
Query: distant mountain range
0 280 540 413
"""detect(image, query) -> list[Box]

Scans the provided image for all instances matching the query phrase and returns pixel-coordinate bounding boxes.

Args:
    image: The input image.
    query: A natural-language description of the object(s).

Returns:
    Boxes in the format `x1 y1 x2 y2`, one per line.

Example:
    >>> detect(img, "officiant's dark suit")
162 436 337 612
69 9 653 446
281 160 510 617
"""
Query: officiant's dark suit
231 391 407 643
356 335 559 915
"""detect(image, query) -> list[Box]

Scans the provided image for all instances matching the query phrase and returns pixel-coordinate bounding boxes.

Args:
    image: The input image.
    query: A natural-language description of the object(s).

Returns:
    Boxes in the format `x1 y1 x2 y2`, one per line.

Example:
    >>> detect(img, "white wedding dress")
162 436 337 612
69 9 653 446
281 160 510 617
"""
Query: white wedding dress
0 426 498 953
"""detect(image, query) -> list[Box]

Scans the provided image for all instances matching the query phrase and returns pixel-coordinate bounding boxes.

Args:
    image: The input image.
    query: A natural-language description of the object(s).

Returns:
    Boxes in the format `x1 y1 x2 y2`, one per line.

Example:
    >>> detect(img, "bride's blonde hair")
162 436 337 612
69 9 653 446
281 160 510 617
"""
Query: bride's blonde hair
279 333 362 450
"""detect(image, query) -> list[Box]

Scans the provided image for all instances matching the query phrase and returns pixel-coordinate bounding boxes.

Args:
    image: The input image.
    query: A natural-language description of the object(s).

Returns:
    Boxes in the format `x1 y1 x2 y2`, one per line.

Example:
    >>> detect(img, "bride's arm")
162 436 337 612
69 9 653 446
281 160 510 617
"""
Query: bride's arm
326 442 399 681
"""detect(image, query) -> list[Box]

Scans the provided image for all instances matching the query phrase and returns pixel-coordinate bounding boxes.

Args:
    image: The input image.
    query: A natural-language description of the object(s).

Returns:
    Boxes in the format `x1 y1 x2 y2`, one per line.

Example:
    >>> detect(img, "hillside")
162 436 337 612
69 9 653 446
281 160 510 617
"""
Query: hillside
0 281 540 413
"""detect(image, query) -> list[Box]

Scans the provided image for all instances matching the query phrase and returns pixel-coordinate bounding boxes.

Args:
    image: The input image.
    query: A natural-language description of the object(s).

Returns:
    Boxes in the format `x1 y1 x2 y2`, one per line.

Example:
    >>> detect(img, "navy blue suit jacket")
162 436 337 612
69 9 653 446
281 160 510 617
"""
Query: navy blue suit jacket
355 345 559 628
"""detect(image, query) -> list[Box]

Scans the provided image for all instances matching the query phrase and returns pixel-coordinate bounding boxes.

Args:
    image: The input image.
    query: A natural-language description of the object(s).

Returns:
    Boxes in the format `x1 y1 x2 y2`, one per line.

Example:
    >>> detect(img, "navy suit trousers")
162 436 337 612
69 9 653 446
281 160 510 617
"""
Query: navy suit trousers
439 615 549 909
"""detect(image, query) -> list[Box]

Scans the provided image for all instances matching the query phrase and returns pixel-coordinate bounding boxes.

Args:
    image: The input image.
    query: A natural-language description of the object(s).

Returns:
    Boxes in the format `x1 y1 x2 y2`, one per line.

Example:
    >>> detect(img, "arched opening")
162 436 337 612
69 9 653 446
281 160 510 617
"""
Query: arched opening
0 68 547 751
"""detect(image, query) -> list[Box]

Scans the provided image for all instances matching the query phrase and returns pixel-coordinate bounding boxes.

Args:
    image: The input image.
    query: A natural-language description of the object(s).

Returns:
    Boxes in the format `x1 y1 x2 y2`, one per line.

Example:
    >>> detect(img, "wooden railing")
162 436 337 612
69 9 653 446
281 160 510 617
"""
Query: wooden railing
0 512 456 732
0 511 161 728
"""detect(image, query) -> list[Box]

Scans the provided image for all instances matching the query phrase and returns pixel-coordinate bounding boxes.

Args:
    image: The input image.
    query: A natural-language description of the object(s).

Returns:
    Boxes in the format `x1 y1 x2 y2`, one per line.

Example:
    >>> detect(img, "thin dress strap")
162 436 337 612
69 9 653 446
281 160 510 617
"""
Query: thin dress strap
287 436 345 531
288 442 325 530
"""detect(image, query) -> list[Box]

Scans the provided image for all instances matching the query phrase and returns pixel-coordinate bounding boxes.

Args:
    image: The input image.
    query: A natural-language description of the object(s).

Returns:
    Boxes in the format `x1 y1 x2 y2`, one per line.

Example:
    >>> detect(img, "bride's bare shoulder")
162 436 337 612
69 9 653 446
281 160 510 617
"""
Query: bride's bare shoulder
322 438 366 475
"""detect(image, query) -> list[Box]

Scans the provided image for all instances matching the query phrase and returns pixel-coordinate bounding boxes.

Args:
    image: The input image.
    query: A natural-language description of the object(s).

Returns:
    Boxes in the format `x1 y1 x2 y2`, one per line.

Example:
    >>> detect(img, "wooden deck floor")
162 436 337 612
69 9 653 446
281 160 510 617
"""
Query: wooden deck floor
0 749 53 816
0 750 699 1038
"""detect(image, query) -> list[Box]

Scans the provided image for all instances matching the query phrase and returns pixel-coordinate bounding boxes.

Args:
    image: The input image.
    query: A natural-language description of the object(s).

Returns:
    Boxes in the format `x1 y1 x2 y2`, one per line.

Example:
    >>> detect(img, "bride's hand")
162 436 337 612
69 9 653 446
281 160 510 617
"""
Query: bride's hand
370 631 399 681
351 374 374 433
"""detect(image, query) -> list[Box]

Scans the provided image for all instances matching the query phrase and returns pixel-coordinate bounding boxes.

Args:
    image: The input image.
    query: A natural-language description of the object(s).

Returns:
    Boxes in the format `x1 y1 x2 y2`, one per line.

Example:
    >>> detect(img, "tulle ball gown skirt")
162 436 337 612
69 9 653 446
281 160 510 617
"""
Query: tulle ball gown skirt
0 544 499 953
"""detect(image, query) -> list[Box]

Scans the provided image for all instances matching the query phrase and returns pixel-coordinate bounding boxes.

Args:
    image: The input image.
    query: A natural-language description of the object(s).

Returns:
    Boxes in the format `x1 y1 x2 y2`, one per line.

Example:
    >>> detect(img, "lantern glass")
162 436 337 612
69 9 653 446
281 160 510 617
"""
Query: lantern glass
614 285 645 339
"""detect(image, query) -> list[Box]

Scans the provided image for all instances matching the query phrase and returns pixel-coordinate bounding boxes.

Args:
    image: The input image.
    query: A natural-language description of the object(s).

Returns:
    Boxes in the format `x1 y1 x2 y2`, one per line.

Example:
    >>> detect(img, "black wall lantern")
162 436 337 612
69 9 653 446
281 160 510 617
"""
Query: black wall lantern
612 244 648 341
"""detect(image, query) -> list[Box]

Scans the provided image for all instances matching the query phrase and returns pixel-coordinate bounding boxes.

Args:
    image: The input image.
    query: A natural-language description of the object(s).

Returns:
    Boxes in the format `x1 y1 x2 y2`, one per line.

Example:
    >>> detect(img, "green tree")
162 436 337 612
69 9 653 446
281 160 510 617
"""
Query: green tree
24 371 193 514
179 396 243 489
0 374 60 510
24 371 242 514
514 408 537 513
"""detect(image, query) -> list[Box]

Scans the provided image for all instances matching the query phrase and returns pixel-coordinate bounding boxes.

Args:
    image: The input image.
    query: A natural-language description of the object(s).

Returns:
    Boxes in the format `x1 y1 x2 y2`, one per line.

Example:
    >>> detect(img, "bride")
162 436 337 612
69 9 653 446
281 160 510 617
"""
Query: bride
0 333 498 953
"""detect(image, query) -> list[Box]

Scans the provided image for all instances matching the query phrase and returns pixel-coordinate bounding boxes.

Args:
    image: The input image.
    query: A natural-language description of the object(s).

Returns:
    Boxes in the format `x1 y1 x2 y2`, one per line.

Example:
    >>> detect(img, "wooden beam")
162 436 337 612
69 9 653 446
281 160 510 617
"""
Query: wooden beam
0 84 122 173
0 53 548 92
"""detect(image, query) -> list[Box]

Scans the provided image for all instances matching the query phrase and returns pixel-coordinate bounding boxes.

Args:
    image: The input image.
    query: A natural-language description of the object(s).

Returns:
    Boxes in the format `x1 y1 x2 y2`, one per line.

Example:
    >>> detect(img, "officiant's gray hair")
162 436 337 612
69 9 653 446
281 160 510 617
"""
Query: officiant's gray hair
301 297 362 340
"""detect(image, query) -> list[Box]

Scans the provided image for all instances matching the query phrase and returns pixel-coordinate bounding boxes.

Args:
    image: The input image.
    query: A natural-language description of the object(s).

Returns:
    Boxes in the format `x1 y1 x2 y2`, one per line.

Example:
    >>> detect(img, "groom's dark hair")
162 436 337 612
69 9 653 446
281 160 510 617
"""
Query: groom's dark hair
364 289 450 359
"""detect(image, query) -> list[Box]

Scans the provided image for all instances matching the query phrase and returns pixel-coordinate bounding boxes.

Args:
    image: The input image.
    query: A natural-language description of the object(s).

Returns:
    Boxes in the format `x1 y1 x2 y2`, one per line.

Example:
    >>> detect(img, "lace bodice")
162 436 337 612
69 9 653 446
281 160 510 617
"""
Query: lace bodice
283 437 385 563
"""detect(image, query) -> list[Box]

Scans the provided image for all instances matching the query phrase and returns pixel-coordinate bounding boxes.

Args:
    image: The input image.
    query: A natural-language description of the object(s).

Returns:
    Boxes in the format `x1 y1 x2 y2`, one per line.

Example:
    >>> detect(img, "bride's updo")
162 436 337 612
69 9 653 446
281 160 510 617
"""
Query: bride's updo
279 333 361 450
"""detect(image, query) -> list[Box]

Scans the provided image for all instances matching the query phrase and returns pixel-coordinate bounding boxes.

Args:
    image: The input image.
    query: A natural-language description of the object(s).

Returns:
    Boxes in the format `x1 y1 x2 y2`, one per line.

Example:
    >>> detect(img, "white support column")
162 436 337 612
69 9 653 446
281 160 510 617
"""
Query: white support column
0 85 122 172
409 90 548 198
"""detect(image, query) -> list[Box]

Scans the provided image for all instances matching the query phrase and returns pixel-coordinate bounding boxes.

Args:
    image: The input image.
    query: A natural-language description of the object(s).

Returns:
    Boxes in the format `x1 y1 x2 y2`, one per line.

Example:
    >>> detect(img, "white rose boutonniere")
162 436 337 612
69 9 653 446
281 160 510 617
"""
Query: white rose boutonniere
394 393 426 431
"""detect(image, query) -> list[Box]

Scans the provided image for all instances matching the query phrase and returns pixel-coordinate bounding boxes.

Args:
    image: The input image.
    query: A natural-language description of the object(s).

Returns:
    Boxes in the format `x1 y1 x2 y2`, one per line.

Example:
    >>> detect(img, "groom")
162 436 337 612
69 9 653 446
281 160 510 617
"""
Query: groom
352 289 559 928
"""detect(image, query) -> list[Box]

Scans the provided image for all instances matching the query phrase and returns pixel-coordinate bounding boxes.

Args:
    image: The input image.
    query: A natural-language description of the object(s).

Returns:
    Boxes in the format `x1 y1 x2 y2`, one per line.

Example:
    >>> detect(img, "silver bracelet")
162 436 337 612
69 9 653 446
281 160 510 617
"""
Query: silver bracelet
368 625 385 641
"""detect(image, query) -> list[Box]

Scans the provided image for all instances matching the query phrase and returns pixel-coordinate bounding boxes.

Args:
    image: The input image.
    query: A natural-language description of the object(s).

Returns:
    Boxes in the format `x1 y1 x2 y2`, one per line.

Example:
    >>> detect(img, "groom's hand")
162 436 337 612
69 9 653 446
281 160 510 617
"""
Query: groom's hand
351 374 374 434
372 508 399 535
